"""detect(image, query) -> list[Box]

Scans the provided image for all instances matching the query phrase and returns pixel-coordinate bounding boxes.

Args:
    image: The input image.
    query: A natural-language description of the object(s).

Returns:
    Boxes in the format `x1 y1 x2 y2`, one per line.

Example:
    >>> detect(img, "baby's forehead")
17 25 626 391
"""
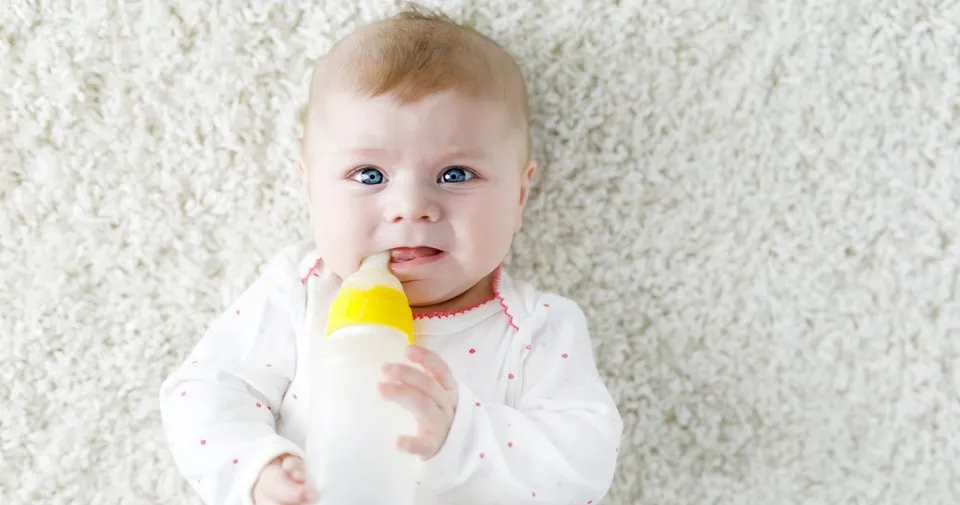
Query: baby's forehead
300 66 527 154
315 90 522 146
299 8 531 158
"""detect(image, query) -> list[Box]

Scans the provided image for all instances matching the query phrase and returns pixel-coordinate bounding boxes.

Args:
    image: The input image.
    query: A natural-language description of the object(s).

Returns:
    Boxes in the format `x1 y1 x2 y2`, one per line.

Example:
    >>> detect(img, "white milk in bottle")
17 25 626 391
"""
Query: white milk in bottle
305 251 421 505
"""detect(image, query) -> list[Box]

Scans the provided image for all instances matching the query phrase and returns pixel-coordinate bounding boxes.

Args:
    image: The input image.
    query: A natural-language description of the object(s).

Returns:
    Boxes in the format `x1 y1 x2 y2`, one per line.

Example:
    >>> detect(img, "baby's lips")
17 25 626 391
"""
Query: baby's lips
389 246 443 261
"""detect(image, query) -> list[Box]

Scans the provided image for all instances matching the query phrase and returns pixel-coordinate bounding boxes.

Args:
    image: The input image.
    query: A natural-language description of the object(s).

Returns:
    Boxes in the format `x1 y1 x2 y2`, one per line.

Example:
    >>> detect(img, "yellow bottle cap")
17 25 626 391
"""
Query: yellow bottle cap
324 252 415 344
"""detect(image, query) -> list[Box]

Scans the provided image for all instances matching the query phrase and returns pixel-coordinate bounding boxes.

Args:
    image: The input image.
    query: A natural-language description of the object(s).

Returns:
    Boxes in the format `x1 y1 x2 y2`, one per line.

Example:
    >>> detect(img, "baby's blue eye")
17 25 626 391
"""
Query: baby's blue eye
439 167 474 184
354 167 385 185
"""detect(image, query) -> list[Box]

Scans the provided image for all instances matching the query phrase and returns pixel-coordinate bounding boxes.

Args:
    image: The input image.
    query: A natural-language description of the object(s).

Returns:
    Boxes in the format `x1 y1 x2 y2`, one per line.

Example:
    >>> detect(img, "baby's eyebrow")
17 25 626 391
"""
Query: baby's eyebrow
435 148 486 164
345 146 389 157
341 147 487 164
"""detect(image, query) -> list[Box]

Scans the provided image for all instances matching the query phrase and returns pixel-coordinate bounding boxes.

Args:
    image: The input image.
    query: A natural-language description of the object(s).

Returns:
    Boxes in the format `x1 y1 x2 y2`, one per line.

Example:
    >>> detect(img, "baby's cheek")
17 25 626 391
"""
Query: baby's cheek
316 223 361 256
313 197 366 235
467 217 514 265
320 222 380 273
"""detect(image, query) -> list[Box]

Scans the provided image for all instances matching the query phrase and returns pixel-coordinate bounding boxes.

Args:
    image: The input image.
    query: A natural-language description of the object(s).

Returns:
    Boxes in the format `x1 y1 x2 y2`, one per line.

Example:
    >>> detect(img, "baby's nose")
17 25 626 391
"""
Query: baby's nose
386 197 441 223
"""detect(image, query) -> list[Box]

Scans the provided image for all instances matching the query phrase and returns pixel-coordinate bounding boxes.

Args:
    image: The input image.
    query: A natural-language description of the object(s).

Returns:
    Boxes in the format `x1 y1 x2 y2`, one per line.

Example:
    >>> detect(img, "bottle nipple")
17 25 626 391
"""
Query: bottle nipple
357 251 391 272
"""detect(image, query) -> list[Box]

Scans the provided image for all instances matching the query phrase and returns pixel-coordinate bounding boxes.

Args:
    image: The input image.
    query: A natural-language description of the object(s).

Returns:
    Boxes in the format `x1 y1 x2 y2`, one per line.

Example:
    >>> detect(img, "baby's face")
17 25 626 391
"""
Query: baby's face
300 89 534 309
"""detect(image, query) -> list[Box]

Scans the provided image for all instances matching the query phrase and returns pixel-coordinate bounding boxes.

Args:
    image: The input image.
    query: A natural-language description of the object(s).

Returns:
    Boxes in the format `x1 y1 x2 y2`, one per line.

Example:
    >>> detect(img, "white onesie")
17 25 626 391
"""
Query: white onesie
159 241 623 505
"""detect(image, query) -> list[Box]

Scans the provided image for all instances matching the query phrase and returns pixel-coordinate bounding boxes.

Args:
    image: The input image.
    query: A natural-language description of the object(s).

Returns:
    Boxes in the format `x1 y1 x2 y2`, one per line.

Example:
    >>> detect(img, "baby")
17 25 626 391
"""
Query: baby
159 6 623 505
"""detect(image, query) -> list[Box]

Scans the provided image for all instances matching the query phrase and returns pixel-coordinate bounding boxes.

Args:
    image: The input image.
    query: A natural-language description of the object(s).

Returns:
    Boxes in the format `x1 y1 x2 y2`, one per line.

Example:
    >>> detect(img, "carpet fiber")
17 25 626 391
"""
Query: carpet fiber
3 1 959 504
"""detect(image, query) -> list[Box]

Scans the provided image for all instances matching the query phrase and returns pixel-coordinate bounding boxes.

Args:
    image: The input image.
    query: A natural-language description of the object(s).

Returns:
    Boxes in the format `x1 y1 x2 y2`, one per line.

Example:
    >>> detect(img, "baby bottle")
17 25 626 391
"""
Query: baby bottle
305 251 421 505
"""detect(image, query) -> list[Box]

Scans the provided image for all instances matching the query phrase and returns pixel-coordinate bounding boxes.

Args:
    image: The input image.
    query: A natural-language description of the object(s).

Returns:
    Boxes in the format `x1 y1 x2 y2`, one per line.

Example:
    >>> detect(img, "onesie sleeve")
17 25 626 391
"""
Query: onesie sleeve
418 296 623 504
158 250 306 505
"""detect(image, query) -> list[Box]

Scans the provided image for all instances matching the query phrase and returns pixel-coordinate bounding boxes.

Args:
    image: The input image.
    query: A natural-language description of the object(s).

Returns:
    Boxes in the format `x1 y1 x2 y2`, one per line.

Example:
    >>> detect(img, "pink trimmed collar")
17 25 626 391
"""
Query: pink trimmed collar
413 266 518 332
298 252 520 334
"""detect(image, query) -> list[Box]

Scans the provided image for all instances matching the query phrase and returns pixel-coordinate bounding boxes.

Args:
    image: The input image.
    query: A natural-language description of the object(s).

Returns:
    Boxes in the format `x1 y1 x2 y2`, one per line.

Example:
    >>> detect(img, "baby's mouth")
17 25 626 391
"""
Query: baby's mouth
389 246 443 263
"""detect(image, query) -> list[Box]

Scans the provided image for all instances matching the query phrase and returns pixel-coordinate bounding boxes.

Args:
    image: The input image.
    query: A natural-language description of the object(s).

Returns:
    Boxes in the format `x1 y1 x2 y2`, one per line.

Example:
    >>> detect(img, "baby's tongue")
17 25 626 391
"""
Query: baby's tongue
390 247 441 262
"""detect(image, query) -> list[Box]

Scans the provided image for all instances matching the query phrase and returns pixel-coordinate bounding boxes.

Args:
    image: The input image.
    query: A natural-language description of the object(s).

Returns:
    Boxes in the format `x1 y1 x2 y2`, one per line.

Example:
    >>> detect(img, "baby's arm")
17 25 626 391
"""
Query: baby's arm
159 251 306 505
419 296 623 504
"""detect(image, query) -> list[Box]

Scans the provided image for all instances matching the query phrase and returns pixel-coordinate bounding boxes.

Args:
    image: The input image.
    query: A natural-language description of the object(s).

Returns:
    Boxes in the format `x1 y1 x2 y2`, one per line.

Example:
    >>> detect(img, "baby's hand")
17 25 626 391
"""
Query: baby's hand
253 454 317 505
380 345 459 460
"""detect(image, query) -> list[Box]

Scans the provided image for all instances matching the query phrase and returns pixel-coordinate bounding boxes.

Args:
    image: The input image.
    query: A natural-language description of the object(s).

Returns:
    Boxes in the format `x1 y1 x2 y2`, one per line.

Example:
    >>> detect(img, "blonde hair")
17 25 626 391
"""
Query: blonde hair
300 3 530 156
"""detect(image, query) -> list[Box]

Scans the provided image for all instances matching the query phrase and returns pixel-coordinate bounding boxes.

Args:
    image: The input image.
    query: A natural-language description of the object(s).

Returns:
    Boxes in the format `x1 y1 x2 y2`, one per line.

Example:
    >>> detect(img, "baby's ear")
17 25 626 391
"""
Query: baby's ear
297 157 311 199
515 160 537 232
519 160 536 207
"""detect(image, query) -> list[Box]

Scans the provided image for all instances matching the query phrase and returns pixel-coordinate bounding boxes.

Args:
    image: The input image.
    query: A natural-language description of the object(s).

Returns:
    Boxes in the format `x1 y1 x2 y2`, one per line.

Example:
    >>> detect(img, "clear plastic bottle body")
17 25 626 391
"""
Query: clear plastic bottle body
306 324 422 505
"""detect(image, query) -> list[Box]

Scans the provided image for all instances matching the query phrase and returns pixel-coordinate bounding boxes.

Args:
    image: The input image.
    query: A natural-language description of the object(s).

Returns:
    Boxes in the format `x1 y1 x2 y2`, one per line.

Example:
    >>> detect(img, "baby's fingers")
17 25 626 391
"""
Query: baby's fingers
397 434 438 459
379 381 443 426
281 456 306 483
255 462 315 504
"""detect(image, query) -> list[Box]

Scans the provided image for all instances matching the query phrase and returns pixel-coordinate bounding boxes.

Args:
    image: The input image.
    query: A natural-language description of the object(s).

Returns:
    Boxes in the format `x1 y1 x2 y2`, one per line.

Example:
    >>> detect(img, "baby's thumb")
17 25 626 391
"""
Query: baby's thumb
303 257 342 296
302 258 342 338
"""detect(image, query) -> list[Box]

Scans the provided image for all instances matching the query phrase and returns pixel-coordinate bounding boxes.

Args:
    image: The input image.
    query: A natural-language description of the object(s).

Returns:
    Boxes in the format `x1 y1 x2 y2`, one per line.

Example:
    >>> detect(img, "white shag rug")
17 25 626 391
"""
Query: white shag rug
3 1 959 504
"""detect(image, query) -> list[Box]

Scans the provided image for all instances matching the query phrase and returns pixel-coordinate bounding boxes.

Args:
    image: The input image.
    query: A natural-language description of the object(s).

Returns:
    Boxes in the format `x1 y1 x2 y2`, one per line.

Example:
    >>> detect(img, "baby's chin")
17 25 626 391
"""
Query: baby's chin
401 280 454 309
402 276 495 314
